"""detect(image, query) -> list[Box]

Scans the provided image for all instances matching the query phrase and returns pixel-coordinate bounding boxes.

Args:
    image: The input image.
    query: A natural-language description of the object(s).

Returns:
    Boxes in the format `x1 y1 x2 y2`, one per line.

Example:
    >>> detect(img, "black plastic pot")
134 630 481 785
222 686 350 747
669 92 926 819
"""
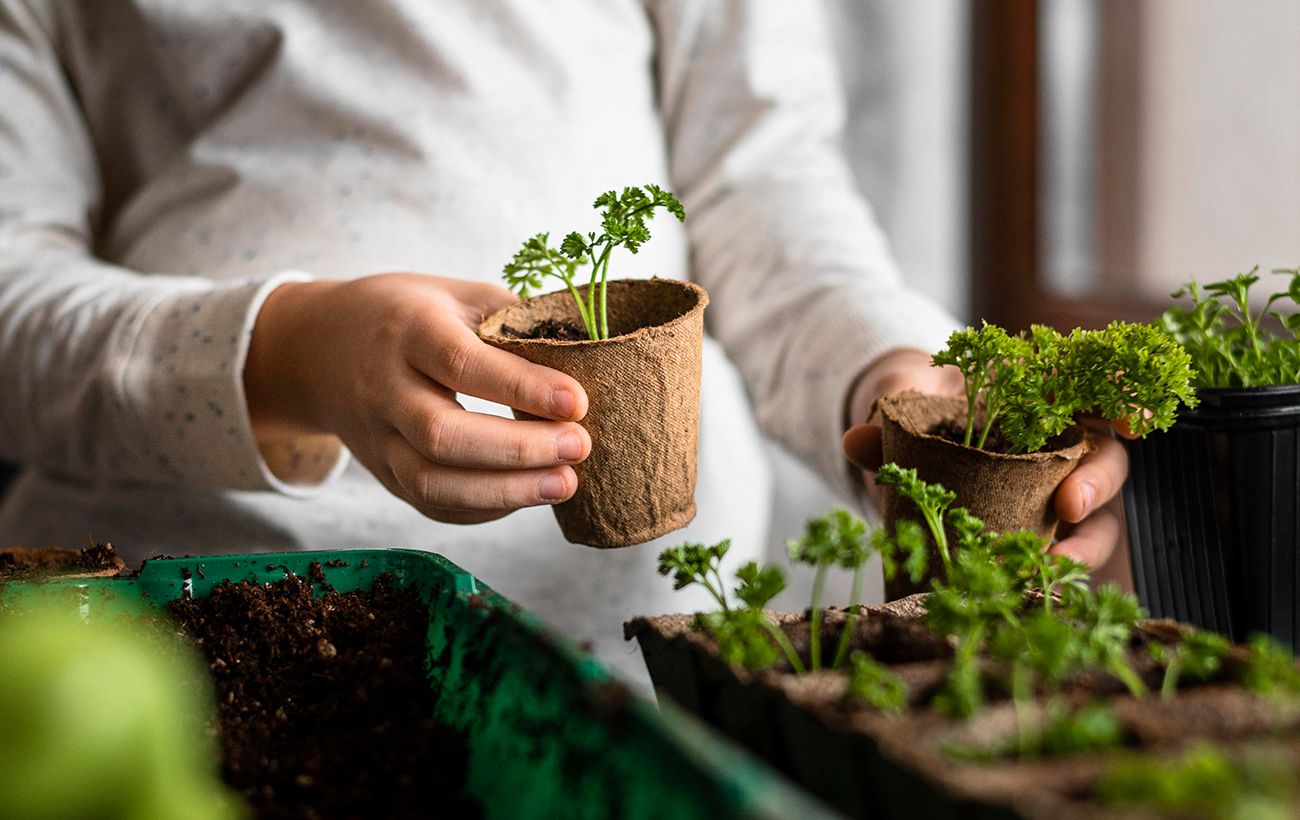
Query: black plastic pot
1123 384 1300 648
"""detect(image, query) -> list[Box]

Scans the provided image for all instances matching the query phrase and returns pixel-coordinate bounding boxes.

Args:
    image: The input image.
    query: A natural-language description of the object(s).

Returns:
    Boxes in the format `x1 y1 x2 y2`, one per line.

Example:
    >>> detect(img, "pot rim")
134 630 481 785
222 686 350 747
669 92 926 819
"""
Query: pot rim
1194 383 1300 399
478 277 708 348
878 392 1092 462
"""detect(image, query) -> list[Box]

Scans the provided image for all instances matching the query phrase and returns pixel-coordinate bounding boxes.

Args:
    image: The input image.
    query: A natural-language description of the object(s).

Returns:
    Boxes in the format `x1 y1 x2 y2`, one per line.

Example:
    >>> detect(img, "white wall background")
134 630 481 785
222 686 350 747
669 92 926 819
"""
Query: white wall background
1134 0 1300 293
764 0 969 610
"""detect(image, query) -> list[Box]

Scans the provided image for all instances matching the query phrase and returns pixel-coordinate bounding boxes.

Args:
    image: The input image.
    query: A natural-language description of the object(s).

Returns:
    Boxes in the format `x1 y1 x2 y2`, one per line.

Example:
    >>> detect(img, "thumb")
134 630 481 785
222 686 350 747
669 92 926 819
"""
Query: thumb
843 422 884 472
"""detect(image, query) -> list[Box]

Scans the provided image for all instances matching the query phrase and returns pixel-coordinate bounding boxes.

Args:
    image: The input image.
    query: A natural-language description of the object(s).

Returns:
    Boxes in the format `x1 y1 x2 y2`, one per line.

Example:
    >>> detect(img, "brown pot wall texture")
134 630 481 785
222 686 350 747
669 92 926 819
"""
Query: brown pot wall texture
479 278 708 548
878 392 1091 598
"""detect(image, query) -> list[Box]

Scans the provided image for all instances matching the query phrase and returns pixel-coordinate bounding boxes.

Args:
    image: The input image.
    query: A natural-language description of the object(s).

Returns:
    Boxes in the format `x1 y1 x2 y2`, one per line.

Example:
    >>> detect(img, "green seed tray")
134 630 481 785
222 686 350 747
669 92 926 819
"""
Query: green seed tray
0 549 839 820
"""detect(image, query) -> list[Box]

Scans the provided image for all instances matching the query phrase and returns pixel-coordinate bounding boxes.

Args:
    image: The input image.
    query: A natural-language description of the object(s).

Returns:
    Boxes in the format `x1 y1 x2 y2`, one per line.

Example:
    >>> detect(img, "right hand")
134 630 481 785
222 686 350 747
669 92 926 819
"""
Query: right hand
244 273 591 524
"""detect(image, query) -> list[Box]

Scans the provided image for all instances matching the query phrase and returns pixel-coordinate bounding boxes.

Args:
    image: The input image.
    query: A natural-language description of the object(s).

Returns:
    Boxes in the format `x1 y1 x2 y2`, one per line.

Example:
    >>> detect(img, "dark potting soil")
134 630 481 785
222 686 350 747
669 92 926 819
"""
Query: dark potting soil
0 542 124 579
167 569 482 820
501 318 586 341
928 420 1076 456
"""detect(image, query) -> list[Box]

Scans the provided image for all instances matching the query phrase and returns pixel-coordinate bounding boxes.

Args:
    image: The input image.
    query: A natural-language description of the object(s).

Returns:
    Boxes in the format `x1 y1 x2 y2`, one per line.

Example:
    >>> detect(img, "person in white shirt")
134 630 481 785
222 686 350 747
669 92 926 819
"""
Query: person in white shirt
0 0 1126 683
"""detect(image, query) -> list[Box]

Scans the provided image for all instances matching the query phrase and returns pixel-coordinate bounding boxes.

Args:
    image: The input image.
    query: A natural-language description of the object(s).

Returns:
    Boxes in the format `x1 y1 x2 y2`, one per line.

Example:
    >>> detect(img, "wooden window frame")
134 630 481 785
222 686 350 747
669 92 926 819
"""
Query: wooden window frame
969 0 1167 332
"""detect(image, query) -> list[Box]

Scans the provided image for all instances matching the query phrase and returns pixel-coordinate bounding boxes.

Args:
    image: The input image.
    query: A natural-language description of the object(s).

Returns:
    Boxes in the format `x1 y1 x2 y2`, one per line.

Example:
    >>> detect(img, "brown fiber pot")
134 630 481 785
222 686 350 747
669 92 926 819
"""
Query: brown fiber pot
878 392 1092 599
479 278 708 548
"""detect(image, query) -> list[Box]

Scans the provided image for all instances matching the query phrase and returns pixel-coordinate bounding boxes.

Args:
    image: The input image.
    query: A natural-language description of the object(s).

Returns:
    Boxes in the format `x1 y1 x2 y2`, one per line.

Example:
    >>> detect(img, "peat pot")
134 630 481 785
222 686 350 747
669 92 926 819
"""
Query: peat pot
878 392 1091 599
1123 384 1300 648
480 279 708 548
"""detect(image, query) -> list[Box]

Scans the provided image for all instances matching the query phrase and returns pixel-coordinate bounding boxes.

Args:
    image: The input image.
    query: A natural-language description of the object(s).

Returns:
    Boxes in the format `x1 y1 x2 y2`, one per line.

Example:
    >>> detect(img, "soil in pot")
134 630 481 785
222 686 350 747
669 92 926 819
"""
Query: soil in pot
166 566 482 820
501 318 586 341
479 278 708 548
628 599 1300 819
878 392 1091 599
0 542 124 580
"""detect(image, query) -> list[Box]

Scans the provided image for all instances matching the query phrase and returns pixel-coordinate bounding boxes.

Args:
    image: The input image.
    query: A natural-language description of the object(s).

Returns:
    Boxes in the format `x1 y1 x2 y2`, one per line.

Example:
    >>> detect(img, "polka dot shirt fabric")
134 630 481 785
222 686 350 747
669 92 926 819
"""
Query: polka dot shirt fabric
0 0 957 684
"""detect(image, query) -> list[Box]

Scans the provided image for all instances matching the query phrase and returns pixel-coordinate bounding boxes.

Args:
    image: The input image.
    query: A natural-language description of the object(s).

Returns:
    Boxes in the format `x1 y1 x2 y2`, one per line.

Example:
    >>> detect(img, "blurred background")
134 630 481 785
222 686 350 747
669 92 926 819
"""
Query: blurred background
768 0 1300 607
1 0 1295 606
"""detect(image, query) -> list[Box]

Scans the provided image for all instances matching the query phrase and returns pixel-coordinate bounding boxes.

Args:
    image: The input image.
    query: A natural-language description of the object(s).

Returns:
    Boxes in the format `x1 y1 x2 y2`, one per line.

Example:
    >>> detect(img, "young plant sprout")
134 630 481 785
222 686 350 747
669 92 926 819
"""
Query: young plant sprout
657 543 805 673
1240 633 1300 698
659 464 1300 757
1149 629 1231 698
931 320 1197 453
845 651 907 715
874 464 957 571
875 464 1155 734
1098 744 1297 818
787 509 867 671
502 184 685 341
1163 266 1300 388
658 510 881 677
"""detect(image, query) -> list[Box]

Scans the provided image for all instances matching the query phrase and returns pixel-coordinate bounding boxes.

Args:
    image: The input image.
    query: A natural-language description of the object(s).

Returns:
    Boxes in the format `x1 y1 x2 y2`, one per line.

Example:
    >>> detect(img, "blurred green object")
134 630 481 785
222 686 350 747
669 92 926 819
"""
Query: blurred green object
0 598 245 820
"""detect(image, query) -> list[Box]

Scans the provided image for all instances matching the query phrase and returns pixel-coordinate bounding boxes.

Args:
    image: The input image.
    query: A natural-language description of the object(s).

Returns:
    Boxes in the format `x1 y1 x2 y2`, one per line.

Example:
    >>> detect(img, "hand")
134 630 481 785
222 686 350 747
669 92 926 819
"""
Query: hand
840 348 1130 569
244 274 592 523
840 348 964 504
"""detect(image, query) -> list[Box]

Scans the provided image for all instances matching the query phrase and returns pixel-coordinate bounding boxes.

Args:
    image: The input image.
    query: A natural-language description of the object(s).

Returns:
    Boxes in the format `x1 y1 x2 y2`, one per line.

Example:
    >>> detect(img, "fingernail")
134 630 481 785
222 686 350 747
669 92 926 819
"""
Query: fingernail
556 432 583 462
539 473 569 502
1078 483 1096 516
551 389 576 419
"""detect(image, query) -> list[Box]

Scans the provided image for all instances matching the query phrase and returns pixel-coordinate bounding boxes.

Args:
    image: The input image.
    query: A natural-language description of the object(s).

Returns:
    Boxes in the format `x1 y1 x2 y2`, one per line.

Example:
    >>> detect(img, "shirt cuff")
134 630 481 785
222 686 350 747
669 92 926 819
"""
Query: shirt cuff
113 272 349 494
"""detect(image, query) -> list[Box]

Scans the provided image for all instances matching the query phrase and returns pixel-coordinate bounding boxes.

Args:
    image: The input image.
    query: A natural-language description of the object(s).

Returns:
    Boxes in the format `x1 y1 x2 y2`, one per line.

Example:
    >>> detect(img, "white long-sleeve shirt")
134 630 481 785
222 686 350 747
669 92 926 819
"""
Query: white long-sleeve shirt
0 0 957 683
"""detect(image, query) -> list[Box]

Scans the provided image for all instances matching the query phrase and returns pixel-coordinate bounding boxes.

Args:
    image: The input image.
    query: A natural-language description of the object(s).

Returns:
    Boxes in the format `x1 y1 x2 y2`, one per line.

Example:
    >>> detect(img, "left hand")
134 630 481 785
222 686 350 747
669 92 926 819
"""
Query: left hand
840 348 1130 569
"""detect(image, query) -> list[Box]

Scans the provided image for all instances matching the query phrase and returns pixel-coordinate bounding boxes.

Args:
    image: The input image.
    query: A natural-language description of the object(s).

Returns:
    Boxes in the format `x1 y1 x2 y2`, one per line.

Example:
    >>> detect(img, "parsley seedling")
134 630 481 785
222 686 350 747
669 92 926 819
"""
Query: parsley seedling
1149 629 1230 698
502 184 685 340
845 650 907 715
660 541 806 673
657 539 733 612
1240 633 1300 698
875 464 956 572
1099 744 1296 818
1164 266 1300 387
931 320 1196 453
945 700 1122 761
789 509 868 671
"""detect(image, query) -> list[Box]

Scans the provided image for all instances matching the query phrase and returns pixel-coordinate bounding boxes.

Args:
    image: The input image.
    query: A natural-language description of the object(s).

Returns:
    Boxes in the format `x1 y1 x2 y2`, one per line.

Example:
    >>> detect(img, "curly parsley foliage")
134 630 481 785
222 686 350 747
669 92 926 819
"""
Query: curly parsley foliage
657 539 733 611
501 184 685 340
931 322 1032 450
1163 266 1300 388
931 320 1196 454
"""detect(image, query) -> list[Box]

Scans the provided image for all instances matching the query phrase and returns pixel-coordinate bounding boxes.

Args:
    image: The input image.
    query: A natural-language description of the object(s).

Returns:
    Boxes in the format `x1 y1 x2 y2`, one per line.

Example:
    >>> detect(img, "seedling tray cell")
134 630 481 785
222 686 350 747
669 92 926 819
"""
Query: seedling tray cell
0 549 838 820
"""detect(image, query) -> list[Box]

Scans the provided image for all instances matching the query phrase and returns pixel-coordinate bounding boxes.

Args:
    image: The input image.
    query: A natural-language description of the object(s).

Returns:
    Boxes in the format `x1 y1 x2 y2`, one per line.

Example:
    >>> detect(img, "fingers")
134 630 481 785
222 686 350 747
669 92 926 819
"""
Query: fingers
1054 433 1128 524
392 372 590 469
1049 500 1123 568
384 433 578 514
407 319 588 421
